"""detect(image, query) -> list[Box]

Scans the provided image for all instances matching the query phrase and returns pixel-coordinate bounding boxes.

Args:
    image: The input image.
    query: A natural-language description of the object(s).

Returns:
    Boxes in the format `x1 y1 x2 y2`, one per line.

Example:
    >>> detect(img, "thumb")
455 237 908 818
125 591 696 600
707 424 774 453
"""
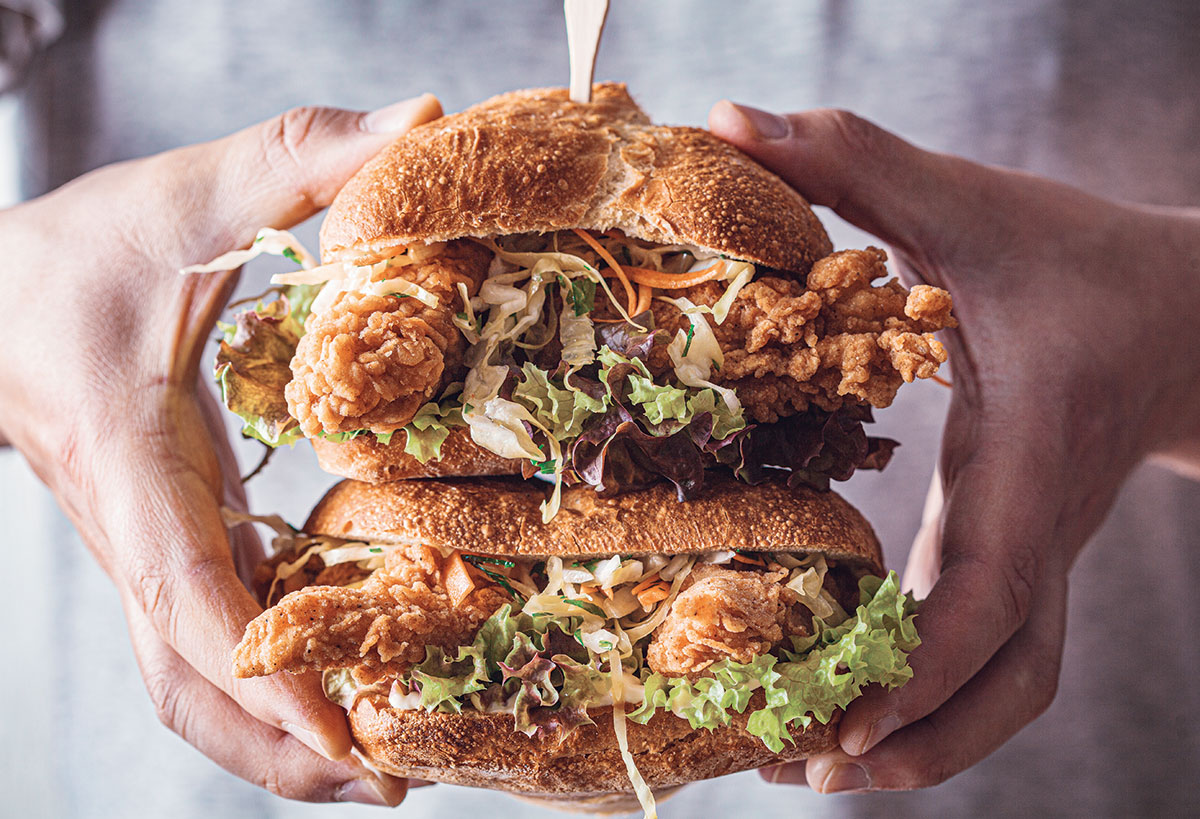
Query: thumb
179 94 443 251
708 101 970 256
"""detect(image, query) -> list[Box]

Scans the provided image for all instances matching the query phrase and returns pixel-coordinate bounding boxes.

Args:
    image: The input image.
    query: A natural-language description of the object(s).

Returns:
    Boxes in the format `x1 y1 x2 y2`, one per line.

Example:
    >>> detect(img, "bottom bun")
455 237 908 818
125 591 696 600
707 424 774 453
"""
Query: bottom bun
310 427 522 483
350 690 838 804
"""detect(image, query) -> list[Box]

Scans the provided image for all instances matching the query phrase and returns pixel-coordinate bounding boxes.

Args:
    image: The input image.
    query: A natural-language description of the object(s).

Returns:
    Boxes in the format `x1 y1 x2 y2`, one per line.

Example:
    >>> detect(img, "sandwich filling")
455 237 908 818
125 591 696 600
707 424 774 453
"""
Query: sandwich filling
231 511 919 757
198 228 953 520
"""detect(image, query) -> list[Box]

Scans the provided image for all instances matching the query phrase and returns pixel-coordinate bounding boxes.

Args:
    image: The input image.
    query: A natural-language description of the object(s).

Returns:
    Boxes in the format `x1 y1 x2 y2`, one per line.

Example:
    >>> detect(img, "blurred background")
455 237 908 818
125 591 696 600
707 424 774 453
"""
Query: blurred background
1 1 1197 817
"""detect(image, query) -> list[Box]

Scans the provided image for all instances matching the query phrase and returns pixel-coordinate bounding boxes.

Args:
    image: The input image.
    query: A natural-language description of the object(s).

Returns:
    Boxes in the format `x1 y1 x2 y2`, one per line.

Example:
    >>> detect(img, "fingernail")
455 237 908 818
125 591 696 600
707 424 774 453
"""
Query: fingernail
861 715 902 755
363 93 441 133
820 762 871 793
729 102 790 140
335 777 405 807
281 721 338 761
760 762 805 785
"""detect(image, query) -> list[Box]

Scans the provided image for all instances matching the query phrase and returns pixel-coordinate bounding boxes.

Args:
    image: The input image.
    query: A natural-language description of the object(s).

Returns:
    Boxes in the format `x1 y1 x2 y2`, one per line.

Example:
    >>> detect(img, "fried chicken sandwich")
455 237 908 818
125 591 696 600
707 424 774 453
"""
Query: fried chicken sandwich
199 84 954 522
230 474 918 814
191 84 951 814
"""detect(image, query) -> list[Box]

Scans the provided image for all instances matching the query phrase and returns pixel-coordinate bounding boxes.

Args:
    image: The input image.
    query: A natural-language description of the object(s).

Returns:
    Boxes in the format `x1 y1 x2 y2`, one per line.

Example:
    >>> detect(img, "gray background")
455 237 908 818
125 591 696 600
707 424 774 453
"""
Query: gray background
2 1 1198 817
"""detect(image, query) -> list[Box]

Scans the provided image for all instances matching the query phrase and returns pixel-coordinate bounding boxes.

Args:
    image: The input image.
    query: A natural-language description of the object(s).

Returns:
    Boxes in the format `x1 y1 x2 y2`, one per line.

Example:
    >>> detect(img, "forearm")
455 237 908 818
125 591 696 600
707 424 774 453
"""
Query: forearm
1131 205 1200 478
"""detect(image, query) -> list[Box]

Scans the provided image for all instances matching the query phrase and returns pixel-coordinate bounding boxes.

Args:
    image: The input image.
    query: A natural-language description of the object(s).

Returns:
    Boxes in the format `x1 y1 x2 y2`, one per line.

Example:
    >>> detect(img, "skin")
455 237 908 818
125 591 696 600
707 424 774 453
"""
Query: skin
707 101 1200 793
0 94 444 806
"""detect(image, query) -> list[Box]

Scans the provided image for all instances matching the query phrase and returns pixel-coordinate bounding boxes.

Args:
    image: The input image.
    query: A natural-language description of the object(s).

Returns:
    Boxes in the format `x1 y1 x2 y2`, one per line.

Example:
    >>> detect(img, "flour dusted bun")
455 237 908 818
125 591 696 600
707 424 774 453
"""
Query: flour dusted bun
349 690 838 812
307 472 882 574
320 83 832 274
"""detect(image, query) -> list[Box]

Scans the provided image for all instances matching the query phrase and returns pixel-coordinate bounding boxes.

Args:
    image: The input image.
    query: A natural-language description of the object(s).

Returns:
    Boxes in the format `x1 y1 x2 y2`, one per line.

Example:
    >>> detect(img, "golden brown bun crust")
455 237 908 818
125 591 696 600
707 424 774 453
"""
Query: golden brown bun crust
309 427 522 482
350 690 838 804
320 83 833 273
305 472 882 573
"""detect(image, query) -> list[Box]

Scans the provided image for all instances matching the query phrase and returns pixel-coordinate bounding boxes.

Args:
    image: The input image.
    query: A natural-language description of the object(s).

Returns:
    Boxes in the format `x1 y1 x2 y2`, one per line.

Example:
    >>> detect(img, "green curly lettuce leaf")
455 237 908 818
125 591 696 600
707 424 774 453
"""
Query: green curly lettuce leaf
511 362 608 441
629 571 919 752
401 398 465 463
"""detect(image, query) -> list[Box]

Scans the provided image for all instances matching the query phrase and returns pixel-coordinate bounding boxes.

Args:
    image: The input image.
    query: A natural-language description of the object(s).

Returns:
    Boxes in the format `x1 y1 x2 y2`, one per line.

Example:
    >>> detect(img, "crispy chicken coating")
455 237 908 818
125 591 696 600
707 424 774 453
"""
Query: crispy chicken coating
651 247 956 422
646 564 811 679
233 545 509 678
285 240 491 436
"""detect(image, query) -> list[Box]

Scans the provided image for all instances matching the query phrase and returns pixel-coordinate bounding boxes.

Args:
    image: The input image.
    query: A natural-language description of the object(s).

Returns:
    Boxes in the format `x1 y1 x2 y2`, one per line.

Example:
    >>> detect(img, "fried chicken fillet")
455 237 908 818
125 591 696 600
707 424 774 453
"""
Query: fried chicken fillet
233 544 509 678
642 247 955 423
285 240 492 437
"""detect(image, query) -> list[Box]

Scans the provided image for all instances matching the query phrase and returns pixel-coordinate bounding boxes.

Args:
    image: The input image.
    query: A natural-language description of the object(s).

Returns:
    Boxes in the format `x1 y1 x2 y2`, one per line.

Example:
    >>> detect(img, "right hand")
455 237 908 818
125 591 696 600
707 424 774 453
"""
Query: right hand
0 94 443 804
709 101 1200 792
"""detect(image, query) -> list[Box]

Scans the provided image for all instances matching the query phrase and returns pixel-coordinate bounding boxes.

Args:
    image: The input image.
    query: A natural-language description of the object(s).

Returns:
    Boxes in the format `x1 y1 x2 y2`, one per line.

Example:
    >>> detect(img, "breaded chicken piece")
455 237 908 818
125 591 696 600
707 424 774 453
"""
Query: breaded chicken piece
286 240 491 436
646 564 810 679
233 544 510 678
649 247 956 422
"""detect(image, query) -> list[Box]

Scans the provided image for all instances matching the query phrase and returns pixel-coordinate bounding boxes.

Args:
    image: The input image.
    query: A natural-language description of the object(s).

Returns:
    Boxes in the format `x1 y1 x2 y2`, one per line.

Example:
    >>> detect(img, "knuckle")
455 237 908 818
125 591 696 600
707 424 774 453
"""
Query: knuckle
997 544 1040 630
143 660 187 733
258 105 329 205
255 734 336 802
276 105 325 165
819 108 880 159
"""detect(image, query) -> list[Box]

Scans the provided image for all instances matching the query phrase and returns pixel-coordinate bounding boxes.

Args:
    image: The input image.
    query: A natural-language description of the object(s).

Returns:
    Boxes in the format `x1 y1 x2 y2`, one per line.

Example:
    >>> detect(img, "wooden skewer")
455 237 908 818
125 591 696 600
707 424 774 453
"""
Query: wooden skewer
564 0 609 103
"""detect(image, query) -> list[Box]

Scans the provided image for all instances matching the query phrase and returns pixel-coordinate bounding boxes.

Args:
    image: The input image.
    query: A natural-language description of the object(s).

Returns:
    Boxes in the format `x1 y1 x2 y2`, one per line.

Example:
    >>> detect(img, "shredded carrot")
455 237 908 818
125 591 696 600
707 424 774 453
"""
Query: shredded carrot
635 583 671 608
731 552 767 567
931 374 953 388
572 228 637 316
631 571 662 596
633 282 654 316
604 263 725 290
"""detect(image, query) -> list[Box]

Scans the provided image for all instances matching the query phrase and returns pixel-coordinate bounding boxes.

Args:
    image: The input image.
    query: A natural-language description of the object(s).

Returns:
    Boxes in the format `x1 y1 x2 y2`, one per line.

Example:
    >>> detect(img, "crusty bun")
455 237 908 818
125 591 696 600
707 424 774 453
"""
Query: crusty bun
350 689 838 810
306 471 882 573
320 83 832 274
310 427 522 482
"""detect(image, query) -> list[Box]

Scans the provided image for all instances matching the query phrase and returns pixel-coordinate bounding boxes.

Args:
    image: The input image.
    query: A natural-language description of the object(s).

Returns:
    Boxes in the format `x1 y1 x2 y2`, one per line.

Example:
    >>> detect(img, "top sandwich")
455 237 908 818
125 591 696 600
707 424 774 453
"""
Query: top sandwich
203 84 954 520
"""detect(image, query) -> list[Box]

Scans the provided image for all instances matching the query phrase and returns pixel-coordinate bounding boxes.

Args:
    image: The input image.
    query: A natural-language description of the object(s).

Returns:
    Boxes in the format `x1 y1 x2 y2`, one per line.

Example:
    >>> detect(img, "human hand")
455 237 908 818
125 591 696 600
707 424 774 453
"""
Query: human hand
0 94 443 804
708 101 1200 791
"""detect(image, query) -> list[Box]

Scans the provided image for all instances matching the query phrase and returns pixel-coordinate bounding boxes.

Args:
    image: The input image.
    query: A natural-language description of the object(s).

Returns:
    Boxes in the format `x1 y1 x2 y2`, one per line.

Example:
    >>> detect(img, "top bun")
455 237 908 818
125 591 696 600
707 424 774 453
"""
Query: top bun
305 472 883 572
320 83 832 272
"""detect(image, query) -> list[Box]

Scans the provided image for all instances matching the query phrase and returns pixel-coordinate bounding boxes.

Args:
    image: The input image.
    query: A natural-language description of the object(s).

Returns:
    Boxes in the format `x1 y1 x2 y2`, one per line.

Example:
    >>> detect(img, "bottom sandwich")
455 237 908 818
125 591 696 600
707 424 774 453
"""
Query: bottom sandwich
231 475 919 815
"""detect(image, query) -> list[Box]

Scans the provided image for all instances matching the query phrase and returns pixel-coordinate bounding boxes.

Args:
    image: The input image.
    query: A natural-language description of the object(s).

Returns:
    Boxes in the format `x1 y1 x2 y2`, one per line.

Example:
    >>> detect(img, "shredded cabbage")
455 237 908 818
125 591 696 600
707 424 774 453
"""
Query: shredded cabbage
608 649 658 819
180 228 317 274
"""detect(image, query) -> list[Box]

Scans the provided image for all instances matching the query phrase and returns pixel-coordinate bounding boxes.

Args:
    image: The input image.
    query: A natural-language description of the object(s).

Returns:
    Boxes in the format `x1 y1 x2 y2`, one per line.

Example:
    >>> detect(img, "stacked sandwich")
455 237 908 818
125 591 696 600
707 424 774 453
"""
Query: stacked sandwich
205 85 953 813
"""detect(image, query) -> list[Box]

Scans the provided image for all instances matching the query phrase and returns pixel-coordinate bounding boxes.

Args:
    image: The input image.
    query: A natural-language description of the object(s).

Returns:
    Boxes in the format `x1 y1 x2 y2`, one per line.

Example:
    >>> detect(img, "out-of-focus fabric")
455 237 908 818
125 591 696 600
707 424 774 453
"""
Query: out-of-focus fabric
2 2 1197 818
0 0 59 92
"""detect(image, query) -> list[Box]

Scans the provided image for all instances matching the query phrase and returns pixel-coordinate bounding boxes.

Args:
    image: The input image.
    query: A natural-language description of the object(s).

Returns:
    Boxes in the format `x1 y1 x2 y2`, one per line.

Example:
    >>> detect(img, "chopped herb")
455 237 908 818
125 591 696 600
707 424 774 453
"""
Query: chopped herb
368 547 383 554
558 275 596 316
281 247 302 265
455 312 468 321
536 459 557 475
463 555 516 568
385 293 410 300
470 562 522 601
682 323 696 356
563 598 605 617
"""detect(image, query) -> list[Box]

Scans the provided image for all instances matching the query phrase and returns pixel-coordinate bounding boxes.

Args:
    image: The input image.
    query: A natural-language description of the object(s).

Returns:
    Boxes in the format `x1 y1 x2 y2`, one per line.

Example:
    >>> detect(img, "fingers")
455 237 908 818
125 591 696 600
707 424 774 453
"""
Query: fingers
87 402 355 763
123 600 408 805
205 94 443 248
835 437 1064 759
707 101 955 254
795 570 1067 792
